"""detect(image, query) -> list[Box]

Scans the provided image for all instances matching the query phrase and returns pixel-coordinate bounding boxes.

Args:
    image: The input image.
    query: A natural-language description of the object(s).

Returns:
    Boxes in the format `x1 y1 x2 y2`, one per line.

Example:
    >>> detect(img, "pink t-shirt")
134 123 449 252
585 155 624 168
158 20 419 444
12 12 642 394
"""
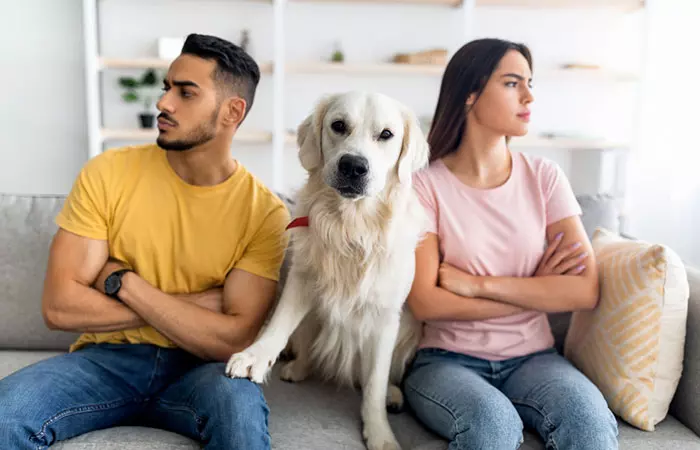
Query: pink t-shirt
413 151 582 361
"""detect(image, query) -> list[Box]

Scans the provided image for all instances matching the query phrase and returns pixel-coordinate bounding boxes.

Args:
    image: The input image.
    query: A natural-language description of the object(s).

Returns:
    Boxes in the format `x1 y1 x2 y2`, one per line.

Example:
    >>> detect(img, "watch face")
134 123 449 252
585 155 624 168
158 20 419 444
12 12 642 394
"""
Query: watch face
105 273 120 295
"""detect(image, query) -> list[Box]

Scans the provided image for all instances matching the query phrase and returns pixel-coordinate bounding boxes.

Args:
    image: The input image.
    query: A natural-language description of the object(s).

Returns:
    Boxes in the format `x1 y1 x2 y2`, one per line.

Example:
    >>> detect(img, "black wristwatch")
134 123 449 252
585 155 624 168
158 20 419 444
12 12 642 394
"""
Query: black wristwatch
104 268 133 299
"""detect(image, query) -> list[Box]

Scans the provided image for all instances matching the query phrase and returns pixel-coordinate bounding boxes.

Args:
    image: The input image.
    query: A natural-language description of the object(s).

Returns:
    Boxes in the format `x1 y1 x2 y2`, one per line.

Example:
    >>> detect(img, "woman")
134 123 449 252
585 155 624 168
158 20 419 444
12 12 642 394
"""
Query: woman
404 38 618 450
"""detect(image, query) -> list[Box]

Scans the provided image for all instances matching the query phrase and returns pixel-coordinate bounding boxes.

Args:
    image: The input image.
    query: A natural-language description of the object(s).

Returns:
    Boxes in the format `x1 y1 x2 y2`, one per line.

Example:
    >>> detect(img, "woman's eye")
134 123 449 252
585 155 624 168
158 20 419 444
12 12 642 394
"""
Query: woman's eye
506 81 517 87
379 129 393 140
331 120 347 134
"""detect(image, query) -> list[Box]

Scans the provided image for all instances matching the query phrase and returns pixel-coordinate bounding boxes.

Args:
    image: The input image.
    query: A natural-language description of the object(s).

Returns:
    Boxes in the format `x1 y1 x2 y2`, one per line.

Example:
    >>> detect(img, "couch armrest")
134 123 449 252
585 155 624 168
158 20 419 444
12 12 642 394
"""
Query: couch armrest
670 265 700 436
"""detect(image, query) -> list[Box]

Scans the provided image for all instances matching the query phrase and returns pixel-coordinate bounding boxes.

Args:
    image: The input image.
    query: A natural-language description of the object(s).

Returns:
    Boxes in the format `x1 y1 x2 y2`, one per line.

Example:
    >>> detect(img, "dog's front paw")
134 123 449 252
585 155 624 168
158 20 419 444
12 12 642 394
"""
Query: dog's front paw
362 422 401 450
225 350 274 383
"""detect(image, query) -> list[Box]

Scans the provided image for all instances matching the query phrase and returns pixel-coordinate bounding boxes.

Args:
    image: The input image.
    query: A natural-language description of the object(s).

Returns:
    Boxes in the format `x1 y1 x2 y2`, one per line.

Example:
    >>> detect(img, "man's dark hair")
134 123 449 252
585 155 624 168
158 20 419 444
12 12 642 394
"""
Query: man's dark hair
181 33 260 120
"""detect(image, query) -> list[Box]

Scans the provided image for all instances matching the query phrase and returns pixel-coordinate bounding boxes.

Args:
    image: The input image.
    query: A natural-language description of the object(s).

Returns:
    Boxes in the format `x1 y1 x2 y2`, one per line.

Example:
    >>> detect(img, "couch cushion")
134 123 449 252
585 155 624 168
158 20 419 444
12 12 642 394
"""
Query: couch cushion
565 228 689 431
0 194 81 350
3 351 700 449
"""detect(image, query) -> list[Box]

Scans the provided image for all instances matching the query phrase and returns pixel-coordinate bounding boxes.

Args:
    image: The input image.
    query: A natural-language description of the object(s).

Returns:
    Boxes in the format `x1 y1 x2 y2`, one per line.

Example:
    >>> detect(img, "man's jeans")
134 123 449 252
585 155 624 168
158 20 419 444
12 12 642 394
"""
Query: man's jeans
0 343 270 450
403 347 619 450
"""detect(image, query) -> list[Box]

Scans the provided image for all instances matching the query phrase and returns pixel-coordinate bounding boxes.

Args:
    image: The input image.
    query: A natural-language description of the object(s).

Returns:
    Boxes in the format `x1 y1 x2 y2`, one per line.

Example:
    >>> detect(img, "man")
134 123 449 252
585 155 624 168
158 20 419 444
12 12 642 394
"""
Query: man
0 34 289 450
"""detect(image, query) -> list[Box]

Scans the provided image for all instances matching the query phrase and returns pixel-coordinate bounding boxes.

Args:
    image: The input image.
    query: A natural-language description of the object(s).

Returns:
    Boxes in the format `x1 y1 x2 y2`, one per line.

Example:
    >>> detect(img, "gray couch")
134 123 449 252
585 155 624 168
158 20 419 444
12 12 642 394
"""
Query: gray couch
2 192 700 450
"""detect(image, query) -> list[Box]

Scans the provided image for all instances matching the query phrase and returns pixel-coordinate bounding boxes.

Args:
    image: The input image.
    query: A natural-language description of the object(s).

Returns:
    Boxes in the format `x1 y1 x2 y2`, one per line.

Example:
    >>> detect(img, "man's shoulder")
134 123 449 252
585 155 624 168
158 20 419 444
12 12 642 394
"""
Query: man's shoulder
82 144 159 177
235 165 291 221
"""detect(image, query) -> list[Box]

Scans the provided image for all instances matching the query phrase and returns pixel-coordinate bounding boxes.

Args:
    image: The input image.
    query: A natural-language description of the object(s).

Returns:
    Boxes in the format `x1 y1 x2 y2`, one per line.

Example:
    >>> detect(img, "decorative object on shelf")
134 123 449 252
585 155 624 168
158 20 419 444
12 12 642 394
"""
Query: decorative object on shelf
240 29 251 54
330 41 345 63
118 68 161 129
394 48 448 65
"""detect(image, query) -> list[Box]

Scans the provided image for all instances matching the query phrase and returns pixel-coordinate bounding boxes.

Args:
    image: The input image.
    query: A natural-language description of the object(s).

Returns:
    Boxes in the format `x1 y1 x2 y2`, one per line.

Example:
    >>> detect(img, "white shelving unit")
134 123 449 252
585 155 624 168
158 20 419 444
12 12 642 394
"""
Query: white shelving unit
82 0 645 193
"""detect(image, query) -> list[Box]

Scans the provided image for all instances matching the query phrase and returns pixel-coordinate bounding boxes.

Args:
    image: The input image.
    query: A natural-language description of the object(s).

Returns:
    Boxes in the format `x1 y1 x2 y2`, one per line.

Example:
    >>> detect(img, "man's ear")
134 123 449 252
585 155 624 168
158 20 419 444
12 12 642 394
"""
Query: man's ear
397 107 430 184
223 97 247 128
297 95 336 172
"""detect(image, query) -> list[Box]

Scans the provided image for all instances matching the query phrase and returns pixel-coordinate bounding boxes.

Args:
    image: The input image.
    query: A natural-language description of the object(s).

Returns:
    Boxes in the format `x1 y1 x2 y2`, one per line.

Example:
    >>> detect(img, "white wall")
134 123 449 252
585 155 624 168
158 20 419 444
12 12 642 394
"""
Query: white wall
623 0 700 266
2 0 643 199
0 0 88 195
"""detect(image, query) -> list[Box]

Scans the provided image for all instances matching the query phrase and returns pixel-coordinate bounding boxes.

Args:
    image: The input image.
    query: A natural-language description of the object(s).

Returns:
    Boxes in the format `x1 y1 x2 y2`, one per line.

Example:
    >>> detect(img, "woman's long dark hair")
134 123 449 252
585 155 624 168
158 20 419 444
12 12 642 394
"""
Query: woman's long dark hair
427 38 533 162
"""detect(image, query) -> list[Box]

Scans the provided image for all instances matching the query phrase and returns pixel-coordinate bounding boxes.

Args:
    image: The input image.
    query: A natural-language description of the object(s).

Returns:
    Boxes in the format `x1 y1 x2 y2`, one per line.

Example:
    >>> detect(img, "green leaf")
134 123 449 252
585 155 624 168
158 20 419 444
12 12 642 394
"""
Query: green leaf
141 69 158 86
122 91 139 103
118 77 139 88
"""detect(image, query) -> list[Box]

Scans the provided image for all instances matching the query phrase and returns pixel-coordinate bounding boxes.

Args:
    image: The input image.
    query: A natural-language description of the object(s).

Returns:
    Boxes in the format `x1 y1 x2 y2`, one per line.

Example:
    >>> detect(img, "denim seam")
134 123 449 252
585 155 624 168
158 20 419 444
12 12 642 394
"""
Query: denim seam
31 397 142 446
152 398 206 441
404 382 465 438
145 347 161 393
509 397 558 449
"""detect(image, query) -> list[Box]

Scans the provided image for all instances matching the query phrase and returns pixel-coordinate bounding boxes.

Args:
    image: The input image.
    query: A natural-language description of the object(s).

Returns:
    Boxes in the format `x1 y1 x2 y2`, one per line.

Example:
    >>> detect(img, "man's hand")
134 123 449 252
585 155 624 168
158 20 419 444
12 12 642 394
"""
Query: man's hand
534 232 587 277
438 262 483 298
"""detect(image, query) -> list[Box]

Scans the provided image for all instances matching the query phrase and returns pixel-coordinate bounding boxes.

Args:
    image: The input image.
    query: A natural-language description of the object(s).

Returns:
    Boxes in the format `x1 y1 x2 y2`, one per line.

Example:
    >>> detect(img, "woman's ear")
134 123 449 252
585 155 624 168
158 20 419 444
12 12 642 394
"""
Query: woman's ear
466 92 476 107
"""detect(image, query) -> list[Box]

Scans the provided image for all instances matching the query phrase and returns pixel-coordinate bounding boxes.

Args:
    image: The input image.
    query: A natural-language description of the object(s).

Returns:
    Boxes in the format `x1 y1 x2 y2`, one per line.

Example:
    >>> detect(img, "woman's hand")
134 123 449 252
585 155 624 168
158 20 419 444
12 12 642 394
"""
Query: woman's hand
438 262 483 297
535 232 588 276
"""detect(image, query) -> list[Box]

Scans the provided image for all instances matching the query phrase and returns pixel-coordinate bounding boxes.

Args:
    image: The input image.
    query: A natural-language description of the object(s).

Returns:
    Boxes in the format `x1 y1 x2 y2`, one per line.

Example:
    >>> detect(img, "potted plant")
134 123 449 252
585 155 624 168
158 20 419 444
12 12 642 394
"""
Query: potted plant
118 68 160 128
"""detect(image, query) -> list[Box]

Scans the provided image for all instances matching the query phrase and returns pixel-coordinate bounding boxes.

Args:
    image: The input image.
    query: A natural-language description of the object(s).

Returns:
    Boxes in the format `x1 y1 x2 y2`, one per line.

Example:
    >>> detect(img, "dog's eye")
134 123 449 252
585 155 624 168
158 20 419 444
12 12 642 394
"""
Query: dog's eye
379 129 393 141
331 120 347 134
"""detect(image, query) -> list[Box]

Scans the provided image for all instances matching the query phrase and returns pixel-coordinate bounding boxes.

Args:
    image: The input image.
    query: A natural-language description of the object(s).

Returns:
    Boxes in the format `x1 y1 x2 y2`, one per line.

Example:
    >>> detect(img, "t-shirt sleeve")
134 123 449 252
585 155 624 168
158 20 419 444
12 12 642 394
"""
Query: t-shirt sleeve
233 201 291 281
55 155 110 240
542 160 582 225
413 171 438 234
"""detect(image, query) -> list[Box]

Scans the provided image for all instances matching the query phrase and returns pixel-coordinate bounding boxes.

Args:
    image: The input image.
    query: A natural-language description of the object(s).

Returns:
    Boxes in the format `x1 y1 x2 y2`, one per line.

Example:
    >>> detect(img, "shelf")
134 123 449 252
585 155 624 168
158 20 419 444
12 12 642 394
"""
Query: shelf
99 57 274 74
475 0 644 11
509 135 627 150
286 62 638 81
286 62 446 75
100 128 273 143
283 132 625 150
289 0 643 9
291 0 461 6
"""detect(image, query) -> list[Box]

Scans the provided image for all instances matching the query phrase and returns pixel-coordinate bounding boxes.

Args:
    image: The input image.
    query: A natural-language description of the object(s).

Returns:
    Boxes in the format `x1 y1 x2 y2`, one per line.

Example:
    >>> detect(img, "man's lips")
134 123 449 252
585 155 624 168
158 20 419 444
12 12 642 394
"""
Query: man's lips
157 118 176 130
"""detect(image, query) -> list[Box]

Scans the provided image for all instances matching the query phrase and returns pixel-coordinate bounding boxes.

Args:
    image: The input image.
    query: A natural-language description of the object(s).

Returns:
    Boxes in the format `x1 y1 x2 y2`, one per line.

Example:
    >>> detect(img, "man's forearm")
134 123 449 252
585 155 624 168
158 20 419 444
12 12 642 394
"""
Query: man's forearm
478 275 599 312
409 286 524 322
43 279 146 332
119 273 253 361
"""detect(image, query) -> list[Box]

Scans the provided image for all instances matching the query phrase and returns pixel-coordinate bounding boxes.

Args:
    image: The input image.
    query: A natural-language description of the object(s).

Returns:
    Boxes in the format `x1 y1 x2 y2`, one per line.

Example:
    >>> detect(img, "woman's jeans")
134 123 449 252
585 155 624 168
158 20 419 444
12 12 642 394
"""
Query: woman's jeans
403 347 619 450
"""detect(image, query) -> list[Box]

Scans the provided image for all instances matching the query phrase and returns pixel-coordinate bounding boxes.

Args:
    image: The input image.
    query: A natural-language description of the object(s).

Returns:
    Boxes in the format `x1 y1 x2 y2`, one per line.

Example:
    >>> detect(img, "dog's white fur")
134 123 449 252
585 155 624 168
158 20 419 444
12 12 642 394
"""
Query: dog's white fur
225 91 430 450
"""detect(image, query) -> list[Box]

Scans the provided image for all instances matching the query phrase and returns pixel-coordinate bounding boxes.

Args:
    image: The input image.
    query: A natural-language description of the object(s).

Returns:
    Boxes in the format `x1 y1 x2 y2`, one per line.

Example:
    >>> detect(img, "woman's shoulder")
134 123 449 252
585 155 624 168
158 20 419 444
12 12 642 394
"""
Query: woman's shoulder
515 152 568 189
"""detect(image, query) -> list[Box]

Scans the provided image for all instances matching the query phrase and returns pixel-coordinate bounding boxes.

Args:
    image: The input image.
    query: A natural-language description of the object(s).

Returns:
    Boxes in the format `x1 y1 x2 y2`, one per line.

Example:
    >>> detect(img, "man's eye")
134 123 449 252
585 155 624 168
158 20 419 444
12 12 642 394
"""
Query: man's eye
379 129 393 140
505 82 517 87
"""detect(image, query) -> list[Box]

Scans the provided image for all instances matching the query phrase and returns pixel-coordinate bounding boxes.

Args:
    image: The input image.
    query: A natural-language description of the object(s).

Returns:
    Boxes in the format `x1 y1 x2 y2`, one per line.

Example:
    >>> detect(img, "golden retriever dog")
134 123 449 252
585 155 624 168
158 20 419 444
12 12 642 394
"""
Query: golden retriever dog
225 91 430 450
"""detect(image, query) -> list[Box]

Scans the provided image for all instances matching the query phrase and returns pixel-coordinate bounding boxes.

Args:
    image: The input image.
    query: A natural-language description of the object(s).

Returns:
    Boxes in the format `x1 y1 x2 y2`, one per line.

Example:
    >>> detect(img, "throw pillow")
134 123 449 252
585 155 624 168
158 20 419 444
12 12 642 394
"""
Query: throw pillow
564 228 689 431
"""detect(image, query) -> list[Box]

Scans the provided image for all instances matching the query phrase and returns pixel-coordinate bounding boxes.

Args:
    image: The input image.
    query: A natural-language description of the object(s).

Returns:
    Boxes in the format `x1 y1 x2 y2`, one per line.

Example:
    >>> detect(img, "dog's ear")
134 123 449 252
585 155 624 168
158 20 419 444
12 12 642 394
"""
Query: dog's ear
397 108 430 184
297 95 336 172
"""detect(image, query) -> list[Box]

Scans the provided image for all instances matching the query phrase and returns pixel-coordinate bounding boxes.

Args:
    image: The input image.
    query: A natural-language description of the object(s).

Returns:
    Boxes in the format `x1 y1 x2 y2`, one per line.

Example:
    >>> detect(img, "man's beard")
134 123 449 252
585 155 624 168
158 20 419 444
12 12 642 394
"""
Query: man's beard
157 110 218 152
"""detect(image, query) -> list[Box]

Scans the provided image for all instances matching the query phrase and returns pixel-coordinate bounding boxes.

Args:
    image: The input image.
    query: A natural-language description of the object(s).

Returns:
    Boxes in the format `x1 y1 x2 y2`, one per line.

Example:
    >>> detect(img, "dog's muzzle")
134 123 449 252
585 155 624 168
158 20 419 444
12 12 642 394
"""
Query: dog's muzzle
334 154 369 198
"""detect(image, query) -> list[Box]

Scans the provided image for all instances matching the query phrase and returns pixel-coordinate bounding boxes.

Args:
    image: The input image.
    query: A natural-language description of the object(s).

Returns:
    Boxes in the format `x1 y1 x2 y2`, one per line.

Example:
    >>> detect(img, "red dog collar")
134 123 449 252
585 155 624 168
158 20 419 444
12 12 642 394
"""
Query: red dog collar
286 216 309 230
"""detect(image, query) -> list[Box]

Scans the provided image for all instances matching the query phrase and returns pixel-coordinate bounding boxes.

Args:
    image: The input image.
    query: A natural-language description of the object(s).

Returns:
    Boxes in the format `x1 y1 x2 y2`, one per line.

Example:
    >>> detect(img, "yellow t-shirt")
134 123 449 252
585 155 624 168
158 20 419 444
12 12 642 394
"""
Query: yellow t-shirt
55 144 290 352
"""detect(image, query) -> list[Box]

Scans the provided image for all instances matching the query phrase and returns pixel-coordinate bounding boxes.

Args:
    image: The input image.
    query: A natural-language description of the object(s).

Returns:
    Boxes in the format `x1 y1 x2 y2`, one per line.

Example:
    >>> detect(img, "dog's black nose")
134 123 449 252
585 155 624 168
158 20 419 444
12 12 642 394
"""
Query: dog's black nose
338 154 369 179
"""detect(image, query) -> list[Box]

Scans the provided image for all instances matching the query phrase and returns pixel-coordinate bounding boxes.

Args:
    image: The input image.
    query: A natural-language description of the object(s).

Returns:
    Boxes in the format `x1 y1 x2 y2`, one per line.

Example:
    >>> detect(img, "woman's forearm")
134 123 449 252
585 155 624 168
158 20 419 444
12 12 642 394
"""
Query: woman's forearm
477 274 599 313
408 285 525 322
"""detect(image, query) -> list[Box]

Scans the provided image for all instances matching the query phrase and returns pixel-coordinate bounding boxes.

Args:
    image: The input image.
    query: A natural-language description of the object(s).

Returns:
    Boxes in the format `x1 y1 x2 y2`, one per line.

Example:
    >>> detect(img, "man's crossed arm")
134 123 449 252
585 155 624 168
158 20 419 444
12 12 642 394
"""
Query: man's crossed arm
42 228 277 362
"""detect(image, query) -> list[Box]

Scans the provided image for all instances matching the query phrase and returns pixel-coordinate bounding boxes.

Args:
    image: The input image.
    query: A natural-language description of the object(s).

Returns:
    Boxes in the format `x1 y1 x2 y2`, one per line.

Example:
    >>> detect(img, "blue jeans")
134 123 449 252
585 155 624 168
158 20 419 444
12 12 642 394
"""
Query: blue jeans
0 344 270 450
403 347 618 450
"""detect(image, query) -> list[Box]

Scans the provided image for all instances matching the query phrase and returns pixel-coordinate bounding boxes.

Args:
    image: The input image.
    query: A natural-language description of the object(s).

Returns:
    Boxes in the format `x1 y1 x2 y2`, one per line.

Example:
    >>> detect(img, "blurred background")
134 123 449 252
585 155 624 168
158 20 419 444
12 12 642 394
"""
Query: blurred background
1 0 698 264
